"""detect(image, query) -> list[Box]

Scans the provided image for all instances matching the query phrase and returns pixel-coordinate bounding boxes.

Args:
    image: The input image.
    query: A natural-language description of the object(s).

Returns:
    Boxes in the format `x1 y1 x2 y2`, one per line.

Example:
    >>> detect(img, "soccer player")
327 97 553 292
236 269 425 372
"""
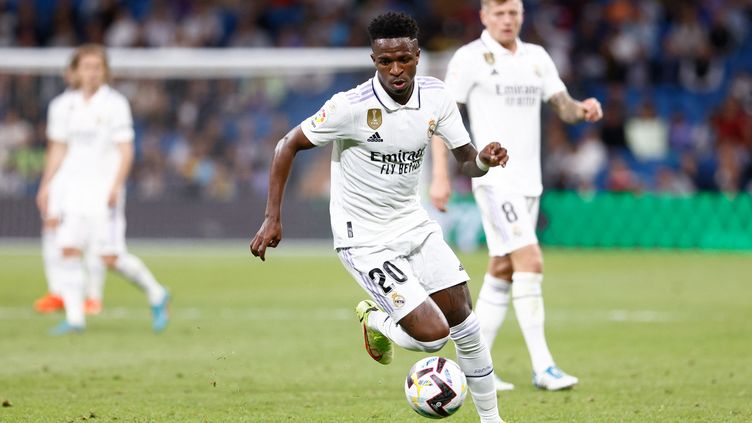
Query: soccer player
34 64 106 316
251 12 509 423
430 0 603 391
36 44 170 334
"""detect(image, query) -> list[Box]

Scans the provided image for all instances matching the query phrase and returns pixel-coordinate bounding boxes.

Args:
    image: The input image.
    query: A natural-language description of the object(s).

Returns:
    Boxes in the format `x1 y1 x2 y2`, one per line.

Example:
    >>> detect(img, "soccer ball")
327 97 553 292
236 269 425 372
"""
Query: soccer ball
404 356 467 419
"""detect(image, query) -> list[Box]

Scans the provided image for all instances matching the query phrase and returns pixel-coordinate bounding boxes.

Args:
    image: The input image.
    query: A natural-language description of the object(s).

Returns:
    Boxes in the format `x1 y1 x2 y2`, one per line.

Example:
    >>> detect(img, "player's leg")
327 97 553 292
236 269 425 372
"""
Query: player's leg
84 247 106 315
97 210 170 332
507 197 576 390
418 229 502 423
35 218 65 313
51 215 89 334
345 245 451 364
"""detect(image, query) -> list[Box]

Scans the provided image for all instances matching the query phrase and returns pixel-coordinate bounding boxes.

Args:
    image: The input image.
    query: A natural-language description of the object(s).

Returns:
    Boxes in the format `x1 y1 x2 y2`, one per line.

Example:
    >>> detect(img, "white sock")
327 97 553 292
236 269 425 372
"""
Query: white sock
474 273 511 350
58 257 86 327
450 313 500 423
512 272 554 374
115 253 166 305
42 229 63 296
368 310 448 352
85 254 106 302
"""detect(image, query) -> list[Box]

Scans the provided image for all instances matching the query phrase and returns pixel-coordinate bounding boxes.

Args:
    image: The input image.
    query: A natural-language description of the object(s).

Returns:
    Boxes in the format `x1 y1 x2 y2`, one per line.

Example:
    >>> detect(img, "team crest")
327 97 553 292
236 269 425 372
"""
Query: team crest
483 52 495 65
427 119 437 138
391 293 406 309
310 107 327 128
367 108 382 130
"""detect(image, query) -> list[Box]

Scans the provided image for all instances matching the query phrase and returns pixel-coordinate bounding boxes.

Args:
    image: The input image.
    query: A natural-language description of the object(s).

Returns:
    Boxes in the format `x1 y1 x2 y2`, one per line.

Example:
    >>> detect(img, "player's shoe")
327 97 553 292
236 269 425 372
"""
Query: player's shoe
34 293 64 313
355 300 393 365
493 373 515 391
533 365 578 391
151 292 170 333
84 298 103 315
49 321 84 336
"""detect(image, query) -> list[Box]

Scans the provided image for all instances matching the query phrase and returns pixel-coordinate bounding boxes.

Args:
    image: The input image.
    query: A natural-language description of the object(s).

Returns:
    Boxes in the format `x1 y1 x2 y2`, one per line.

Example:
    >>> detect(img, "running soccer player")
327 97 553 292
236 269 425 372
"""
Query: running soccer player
36 44 170 334
251 12 508 423
430 0 603 391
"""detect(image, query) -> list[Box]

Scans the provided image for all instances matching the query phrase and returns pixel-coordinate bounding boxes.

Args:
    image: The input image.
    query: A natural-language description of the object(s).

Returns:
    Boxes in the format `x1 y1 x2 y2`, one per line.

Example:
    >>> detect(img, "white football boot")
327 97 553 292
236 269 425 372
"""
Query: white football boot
533 365 578 391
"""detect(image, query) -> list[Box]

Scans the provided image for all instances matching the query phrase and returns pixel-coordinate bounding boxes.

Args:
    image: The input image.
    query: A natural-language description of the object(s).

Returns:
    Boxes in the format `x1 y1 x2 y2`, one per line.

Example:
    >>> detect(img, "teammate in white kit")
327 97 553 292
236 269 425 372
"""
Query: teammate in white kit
35 65 106 316
430 0 602 391
36 44 170 335
251 12 509 423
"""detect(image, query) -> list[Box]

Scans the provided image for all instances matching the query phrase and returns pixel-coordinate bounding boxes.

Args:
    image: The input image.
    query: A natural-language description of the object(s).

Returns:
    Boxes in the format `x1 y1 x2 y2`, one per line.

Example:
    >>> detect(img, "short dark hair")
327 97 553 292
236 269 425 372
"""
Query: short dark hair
367 12 419 42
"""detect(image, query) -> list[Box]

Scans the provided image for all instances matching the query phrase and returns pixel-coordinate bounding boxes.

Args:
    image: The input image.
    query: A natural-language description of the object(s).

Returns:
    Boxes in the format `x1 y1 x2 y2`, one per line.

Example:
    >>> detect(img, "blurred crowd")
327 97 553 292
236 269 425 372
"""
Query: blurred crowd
0 0 751 202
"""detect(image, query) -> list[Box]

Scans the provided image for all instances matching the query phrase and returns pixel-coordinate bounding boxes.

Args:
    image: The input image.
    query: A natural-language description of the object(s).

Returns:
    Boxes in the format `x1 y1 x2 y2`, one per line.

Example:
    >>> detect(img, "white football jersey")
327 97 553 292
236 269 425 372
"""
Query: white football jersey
301 73 471 248
45 89 76 218
445 30 566 196
46 85 134 216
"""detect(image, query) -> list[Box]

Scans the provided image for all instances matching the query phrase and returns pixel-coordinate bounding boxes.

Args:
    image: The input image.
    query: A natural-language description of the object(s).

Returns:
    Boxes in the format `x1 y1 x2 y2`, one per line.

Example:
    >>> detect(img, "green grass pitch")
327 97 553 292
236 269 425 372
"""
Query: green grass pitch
1 242 750 422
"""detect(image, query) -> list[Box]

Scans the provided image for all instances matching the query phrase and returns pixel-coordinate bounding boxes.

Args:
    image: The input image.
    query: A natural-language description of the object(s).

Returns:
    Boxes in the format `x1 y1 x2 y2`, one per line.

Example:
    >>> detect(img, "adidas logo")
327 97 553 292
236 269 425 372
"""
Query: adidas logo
459 264 465 271
367 132 384 142
491 69 499 75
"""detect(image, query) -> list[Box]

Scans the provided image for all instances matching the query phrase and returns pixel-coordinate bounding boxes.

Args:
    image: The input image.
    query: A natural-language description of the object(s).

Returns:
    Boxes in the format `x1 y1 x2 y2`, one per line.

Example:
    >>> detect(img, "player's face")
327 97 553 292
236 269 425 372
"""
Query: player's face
371 37 420 104
75 54 106 93
481 0 524 48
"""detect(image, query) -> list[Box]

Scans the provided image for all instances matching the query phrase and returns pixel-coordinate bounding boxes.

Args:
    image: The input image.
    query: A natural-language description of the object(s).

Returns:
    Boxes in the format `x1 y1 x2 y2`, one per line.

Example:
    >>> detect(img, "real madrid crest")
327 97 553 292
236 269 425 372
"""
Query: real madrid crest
367 108 382 130
483 52 495 65
427 119 437 138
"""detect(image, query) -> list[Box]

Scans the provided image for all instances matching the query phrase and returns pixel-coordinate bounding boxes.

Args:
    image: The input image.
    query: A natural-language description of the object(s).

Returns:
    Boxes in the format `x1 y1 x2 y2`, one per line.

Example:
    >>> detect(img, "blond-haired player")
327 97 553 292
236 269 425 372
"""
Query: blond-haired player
431 0 602 391
37 44 170 334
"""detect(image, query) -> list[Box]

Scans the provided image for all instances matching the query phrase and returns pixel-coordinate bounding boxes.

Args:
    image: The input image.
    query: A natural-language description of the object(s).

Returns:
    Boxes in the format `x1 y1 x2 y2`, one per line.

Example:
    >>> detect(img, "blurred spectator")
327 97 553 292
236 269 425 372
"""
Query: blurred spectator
565 128 607 191
655 165 695 195
625 102 669 161
605 156 641 192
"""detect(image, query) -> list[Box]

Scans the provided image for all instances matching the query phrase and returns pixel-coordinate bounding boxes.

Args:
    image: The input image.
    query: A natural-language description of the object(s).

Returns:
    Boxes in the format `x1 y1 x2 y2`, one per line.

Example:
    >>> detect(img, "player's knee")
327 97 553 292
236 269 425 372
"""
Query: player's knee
61 247 81 258
102 255 118 269
488 256 513 280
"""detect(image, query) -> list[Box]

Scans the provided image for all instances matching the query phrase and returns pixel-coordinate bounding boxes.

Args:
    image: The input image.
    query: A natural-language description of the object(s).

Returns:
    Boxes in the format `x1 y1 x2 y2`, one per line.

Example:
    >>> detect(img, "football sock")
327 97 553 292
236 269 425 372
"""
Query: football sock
474 273 511 349
512 272 554 374
85 253 106 302
115 253 166 305
450 313 500 423
41 229 62 296
58 256 86 327
368 310 448 352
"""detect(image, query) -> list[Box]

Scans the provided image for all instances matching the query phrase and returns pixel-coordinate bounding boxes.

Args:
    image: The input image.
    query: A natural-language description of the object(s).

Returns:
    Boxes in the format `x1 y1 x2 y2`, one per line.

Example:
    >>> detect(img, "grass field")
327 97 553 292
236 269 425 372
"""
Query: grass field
1 241 750 423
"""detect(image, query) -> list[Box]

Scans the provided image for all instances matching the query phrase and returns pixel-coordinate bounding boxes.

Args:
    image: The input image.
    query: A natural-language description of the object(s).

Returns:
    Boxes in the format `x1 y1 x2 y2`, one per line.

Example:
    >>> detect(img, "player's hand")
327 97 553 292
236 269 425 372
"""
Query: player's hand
429 178 451 212
581 98 603 122
479 142 509 168
250 218 282 261
107 186 121 208
36 184 49 218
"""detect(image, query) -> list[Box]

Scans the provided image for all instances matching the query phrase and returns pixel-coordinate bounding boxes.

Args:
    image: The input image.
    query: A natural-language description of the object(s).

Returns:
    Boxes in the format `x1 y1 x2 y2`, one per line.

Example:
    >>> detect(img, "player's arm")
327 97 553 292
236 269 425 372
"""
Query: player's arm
547 91 603 123
109 141 134 207
451 142 508 178
36 140 67 217
250 126 316 261
429 135 452 212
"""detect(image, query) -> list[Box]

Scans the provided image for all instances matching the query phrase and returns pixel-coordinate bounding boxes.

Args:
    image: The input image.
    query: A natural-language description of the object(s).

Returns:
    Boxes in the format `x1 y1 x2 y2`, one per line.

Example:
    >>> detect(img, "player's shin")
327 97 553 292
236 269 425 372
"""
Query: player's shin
512 272 554 373
115 253 167 305
369 310 448 352
85 253 106 302
58 256 86 327
450 312 501 423
475 273 512 349
42 229 63 296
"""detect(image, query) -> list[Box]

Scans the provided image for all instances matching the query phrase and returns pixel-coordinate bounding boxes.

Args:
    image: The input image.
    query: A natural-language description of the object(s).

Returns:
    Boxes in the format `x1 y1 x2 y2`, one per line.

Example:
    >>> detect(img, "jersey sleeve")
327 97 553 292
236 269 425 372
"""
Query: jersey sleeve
111 96 135 143
444 48 474 105
46 96 68 142
540 49 567 101
434 90 471 150
300 93 353 146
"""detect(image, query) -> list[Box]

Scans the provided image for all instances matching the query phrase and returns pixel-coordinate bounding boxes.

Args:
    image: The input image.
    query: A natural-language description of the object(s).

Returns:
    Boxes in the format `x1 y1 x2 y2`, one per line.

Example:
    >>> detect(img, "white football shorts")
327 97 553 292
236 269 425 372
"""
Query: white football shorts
472 185 540 257
336 221 469 322
57 208 127 256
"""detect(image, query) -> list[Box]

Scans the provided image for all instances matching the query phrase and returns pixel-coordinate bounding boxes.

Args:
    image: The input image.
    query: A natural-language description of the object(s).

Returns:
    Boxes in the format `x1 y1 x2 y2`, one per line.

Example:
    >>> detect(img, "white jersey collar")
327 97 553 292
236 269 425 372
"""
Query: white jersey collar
371 71 421 112
480 30 526 57
75 84 110 104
